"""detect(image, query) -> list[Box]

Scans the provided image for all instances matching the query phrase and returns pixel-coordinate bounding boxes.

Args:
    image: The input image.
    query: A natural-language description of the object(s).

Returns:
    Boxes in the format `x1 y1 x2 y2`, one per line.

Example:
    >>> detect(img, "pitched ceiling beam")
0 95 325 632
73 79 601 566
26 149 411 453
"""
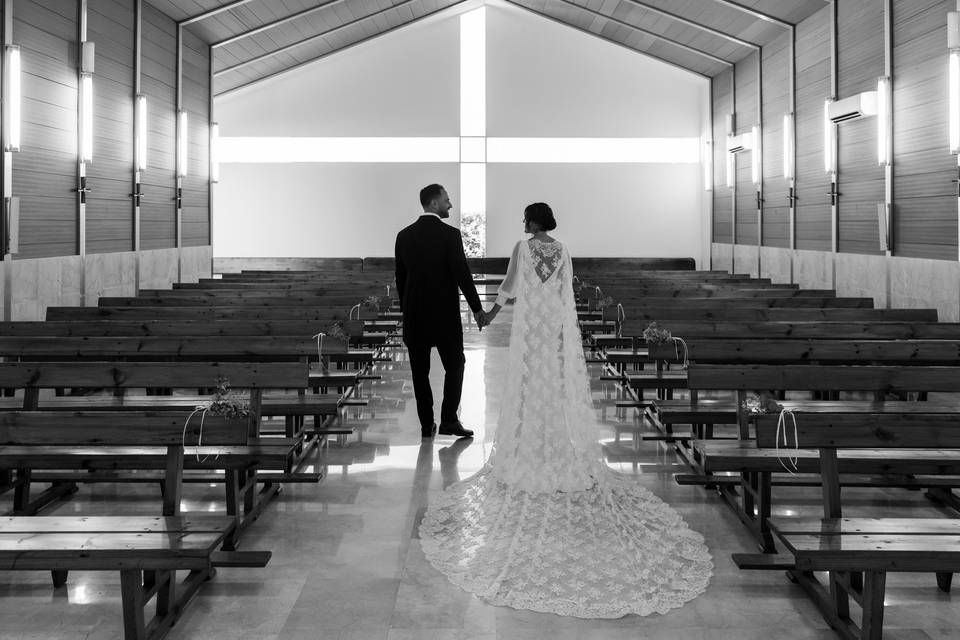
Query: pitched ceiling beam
707 0 793 29
212 0 347 48
622 0 758 50
502 0 711 78
180 0 258 26
553 0 733 66
216 0 475 95
213 0 420 77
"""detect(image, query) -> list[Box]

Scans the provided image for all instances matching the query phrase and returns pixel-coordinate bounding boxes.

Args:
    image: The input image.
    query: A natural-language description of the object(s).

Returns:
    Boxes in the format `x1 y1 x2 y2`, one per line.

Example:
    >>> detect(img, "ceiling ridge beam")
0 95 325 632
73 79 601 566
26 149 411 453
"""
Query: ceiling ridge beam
553 0 733 66
215 0 476 96
213 0 347 48
622 0 758 50
180 0 258 26
501 0 711 78
214 0 421 77
707 0 793 29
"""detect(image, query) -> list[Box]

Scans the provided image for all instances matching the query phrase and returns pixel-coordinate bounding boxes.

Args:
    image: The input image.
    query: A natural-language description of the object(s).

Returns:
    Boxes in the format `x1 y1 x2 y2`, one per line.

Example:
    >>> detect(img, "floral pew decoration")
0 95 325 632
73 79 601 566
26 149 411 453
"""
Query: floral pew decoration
642 321 688 369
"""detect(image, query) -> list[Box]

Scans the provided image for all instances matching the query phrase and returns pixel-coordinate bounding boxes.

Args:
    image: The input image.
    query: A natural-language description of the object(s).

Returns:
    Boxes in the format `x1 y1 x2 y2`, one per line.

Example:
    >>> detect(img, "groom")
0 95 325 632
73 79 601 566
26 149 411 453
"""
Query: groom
395 184 486 439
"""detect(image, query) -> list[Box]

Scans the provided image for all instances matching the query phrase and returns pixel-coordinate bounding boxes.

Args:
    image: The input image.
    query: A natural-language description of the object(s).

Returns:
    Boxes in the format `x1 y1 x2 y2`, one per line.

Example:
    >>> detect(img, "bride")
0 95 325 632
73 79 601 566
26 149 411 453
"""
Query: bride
418 202 712 618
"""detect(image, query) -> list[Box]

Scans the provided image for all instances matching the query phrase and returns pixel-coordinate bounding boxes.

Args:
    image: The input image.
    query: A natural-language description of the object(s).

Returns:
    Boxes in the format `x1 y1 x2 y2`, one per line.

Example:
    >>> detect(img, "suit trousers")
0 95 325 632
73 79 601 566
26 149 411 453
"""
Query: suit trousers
406 338 465 429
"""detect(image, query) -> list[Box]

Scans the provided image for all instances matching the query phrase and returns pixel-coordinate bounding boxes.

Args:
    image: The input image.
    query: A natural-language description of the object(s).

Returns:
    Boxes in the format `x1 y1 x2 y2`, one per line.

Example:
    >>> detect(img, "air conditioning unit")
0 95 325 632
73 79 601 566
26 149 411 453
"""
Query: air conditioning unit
828 91 878 123
726 131 754 154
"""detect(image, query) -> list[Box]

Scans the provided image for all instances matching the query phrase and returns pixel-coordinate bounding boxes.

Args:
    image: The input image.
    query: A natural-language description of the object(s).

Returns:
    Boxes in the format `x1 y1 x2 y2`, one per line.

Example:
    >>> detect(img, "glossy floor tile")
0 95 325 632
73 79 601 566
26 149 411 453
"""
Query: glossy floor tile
1 303 958 639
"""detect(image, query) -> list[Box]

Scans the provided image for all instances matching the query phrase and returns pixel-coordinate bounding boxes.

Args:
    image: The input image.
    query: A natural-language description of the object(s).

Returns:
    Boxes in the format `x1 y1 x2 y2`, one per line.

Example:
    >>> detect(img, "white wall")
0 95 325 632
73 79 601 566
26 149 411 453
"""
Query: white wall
213 1 709 261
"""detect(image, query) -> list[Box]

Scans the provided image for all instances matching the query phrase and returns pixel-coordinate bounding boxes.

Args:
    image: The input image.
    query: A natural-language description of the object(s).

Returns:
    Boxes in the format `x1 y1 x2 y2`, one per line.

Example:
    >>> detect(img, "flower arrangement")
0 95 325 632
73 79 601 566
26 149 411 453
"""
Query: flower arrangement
362 295 382 312
324 320 350 342
741 392 783 416
596 295 615 310
642 321 673 346
206 376 250 420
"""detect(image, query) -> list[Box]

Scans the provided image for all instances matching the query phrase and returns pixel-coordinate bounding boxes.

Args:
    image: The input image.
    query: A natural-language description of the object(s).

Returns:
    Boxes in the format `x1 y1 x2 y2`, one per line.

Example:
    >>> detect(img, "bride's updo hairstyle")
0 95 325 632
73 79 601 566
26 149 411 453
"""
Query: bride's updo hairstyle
524 202 557 231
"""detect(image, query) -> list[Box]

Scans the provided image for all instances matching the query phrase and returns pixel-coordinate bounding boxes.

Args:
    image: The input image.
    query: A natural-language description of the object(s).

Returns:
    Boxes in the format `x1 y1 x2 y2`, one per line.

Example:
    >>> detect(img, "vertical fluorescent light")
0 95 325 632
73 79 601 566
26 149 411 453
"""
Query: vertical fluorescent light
877 76 891 165
210 122 220 183
460 7 485 137
750 125 761 185
3 45 21 152
177 110 188 177
726 151 735 189
135 94 147 171
80 74 94 162
823 99 835 173
951 51 960 154
782 113 794 181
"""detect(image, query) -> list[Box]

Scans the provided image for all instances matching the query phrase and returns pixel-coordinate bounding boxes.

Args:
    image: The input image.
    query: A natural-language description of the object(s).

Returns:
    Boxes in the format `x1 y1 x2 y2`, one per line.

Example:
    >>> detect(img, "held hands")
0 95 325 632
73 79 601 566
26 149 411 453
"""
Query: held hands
473 310 489 331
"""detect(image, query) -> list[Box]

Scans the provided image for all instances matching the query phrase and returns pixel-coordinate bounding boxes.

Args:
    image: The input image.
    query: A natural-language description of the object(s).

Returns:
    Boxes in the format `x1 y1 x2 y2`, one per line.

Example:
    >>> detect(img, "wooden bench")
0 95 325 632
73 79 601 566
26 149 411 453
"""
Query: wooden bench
732 416 960 640
0 361 308 534
679 363 960 551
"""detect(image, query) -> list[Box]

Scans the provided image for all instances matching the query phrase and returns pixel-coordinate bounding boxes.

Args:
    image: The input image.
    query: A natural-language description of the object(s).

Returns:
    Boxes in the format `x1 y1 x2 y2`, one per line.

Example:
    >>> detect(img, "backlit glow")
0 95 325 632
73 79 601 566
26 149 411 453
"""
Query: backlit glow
178 110 188 177
750 125 760 185
3 46 21 152
136 94 147 171
877 76 891 165
824 100 835 174
220 137 461 162
486 138 700 163
460 8 485 137
80 74 94 162
950 51 960 154
460 162 486 216
782 113 794 181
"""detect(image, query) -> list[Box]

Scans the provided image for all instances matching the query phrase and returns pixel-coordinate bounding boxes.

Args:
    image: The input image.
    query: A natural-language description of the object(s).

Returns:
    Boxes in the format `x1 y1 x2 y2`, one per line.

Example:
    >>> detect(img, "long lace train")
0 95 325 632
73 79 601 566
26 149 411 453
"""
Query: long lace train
418 238 712 617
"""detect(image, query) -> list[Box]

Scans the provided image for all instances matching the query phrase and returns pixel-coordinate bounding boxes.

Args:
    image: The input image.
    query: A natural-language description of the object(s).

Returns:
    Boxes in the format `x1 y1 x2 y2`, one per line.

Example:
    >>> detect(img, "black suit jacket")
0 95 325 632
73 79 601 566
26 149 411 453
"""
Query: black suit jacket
395 215 483 346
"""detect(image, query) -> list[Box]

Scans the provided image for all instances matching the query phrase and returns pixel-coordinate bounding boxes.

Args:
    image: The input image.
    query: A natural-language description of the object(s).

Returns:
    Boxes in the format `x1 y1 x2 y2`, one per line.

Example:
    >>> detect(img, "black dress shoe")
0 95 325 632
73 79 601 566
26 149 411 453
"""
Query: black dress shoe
421 422 438 439
438 421 474 438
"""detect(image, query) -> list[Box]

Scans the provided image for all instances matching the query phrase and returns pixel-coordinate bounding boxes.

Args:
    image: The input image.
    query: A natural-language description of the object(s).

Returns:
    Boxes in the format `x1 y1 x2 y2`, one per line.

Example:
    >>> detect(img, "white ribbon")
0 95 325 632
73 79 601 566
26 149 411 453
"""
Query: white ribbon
312 332 328 372
385 284 391 297
672 336 689 369
349 304 361 320
182 401 219 464
616 303 626 338
775 408 799 474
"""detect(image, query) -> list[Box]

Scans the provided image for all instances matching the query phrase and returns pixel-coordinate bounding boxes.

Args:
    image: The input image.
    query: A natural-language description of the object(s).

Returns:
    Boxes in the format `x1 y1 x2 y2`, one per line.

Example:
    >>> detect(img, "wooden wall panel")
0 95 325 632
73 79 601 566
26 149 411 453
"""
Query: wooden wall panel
712 68 733 243
761 31 791 248
12 0 78 259
181 27 209 248
734 52 758 245
139 2 176 250
892 0 957 260
836 0 884 255
793 5 832 250
86 0 135 254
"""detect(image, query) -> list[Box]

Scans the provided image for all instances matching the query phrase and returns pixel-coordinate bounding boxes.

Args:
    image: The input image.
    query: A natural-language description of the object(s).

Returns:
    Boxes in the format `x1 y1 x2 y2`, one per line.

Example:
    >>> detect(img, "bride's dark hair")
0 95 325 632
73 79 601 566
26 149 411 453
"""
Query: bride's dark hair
524 202 557 231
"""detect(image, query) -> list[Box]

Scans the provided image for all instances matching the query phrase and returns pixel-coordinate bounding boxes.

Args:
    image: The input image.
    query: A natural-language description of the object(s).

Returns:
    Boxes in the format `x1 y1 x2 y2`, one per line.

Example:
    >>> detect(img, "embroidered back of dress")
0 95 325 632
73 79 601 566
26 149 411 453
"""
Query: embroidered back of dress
527 238 564 285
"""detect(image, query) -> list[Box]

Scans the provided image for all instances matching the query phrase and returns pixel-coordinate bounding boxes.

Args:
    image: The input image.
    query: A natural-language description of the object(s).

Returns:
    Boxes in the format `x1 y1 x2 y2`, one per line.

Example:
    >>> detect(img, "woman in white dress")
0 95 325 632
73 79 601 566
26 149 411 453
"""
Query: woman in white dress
418 203 712 618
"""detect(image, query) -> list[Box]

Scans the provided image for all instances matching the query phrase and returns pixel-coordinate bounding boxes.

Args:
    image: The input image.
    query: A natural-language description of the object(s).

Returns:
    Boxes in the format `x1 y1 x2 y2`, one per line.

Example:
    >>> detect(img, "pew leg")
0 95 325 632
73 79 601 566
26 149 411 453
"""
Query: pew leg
154 569 176 620
936 572 953 593
120 570 147 640
829 571 851 625
860 571 886 640
757 471 775 553
223 469 241 551
13 467 31 513
51 570 69 588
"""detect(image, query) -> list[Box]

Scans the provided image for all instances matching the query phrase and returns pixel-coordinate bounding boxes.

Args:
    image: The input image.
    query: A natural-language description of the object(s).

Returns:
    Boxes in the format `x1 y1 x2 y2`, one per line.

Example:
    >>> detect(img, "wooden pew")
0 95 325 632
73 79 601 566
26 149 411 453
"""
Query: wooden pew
0 431 271 640
732 416 960 640
0 361 307 537
678 363 960 551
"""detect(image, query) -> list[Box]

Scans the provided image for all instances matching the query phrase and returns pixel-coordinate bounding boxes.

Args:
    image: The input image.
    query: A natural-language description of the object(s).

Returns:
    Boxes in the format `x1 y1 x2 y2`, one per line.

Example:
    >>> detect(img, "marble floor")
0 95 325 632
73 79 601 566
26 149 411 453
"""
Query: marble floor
1 303 959 639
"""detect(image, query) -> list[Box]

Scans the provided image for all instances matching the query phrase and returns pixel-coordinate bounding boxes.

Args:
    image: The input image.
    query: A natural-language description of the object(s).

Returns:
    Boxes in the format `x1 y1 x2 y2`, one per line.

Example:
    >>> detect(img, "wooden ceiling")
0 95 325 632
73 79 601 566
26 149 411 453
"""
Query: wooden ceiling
152 0 830 95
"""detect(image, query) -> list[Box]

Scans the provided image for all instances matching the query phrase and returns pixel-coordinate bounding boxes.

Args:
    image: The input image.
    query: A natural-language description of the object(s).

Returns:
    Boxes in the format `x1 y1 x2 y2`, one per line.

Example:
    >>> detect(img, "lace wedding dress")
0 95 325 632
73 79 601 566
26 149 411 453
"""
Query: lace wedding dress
418 237 713 618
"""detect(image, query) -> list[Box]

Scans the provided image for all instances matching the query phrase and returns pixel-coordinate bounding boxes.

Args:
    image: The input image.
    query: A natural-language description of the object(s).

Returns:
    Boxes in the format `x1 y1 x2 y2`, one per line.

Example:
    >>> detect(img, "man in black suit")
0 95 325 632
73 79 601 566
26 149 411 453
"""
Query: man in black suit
395 184 486 439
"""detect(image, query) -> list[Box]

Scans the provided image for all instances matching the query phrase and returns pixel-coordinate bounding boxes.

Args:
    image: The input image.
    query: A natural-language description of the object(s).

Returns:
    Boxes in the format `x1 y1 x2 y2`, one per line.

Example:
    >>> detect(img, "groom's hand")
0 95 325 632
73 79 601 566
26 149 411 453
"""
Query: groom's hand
473 310 487 330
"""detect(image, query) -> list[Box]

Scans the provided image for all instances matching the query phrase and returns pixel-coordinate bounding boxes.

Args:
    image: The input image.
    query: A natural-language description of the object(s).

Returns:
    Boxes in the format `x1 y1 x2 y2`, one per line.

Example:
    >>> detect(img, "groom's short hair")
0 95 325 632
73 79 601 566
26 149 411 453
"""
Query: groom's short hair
420 183 444 208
